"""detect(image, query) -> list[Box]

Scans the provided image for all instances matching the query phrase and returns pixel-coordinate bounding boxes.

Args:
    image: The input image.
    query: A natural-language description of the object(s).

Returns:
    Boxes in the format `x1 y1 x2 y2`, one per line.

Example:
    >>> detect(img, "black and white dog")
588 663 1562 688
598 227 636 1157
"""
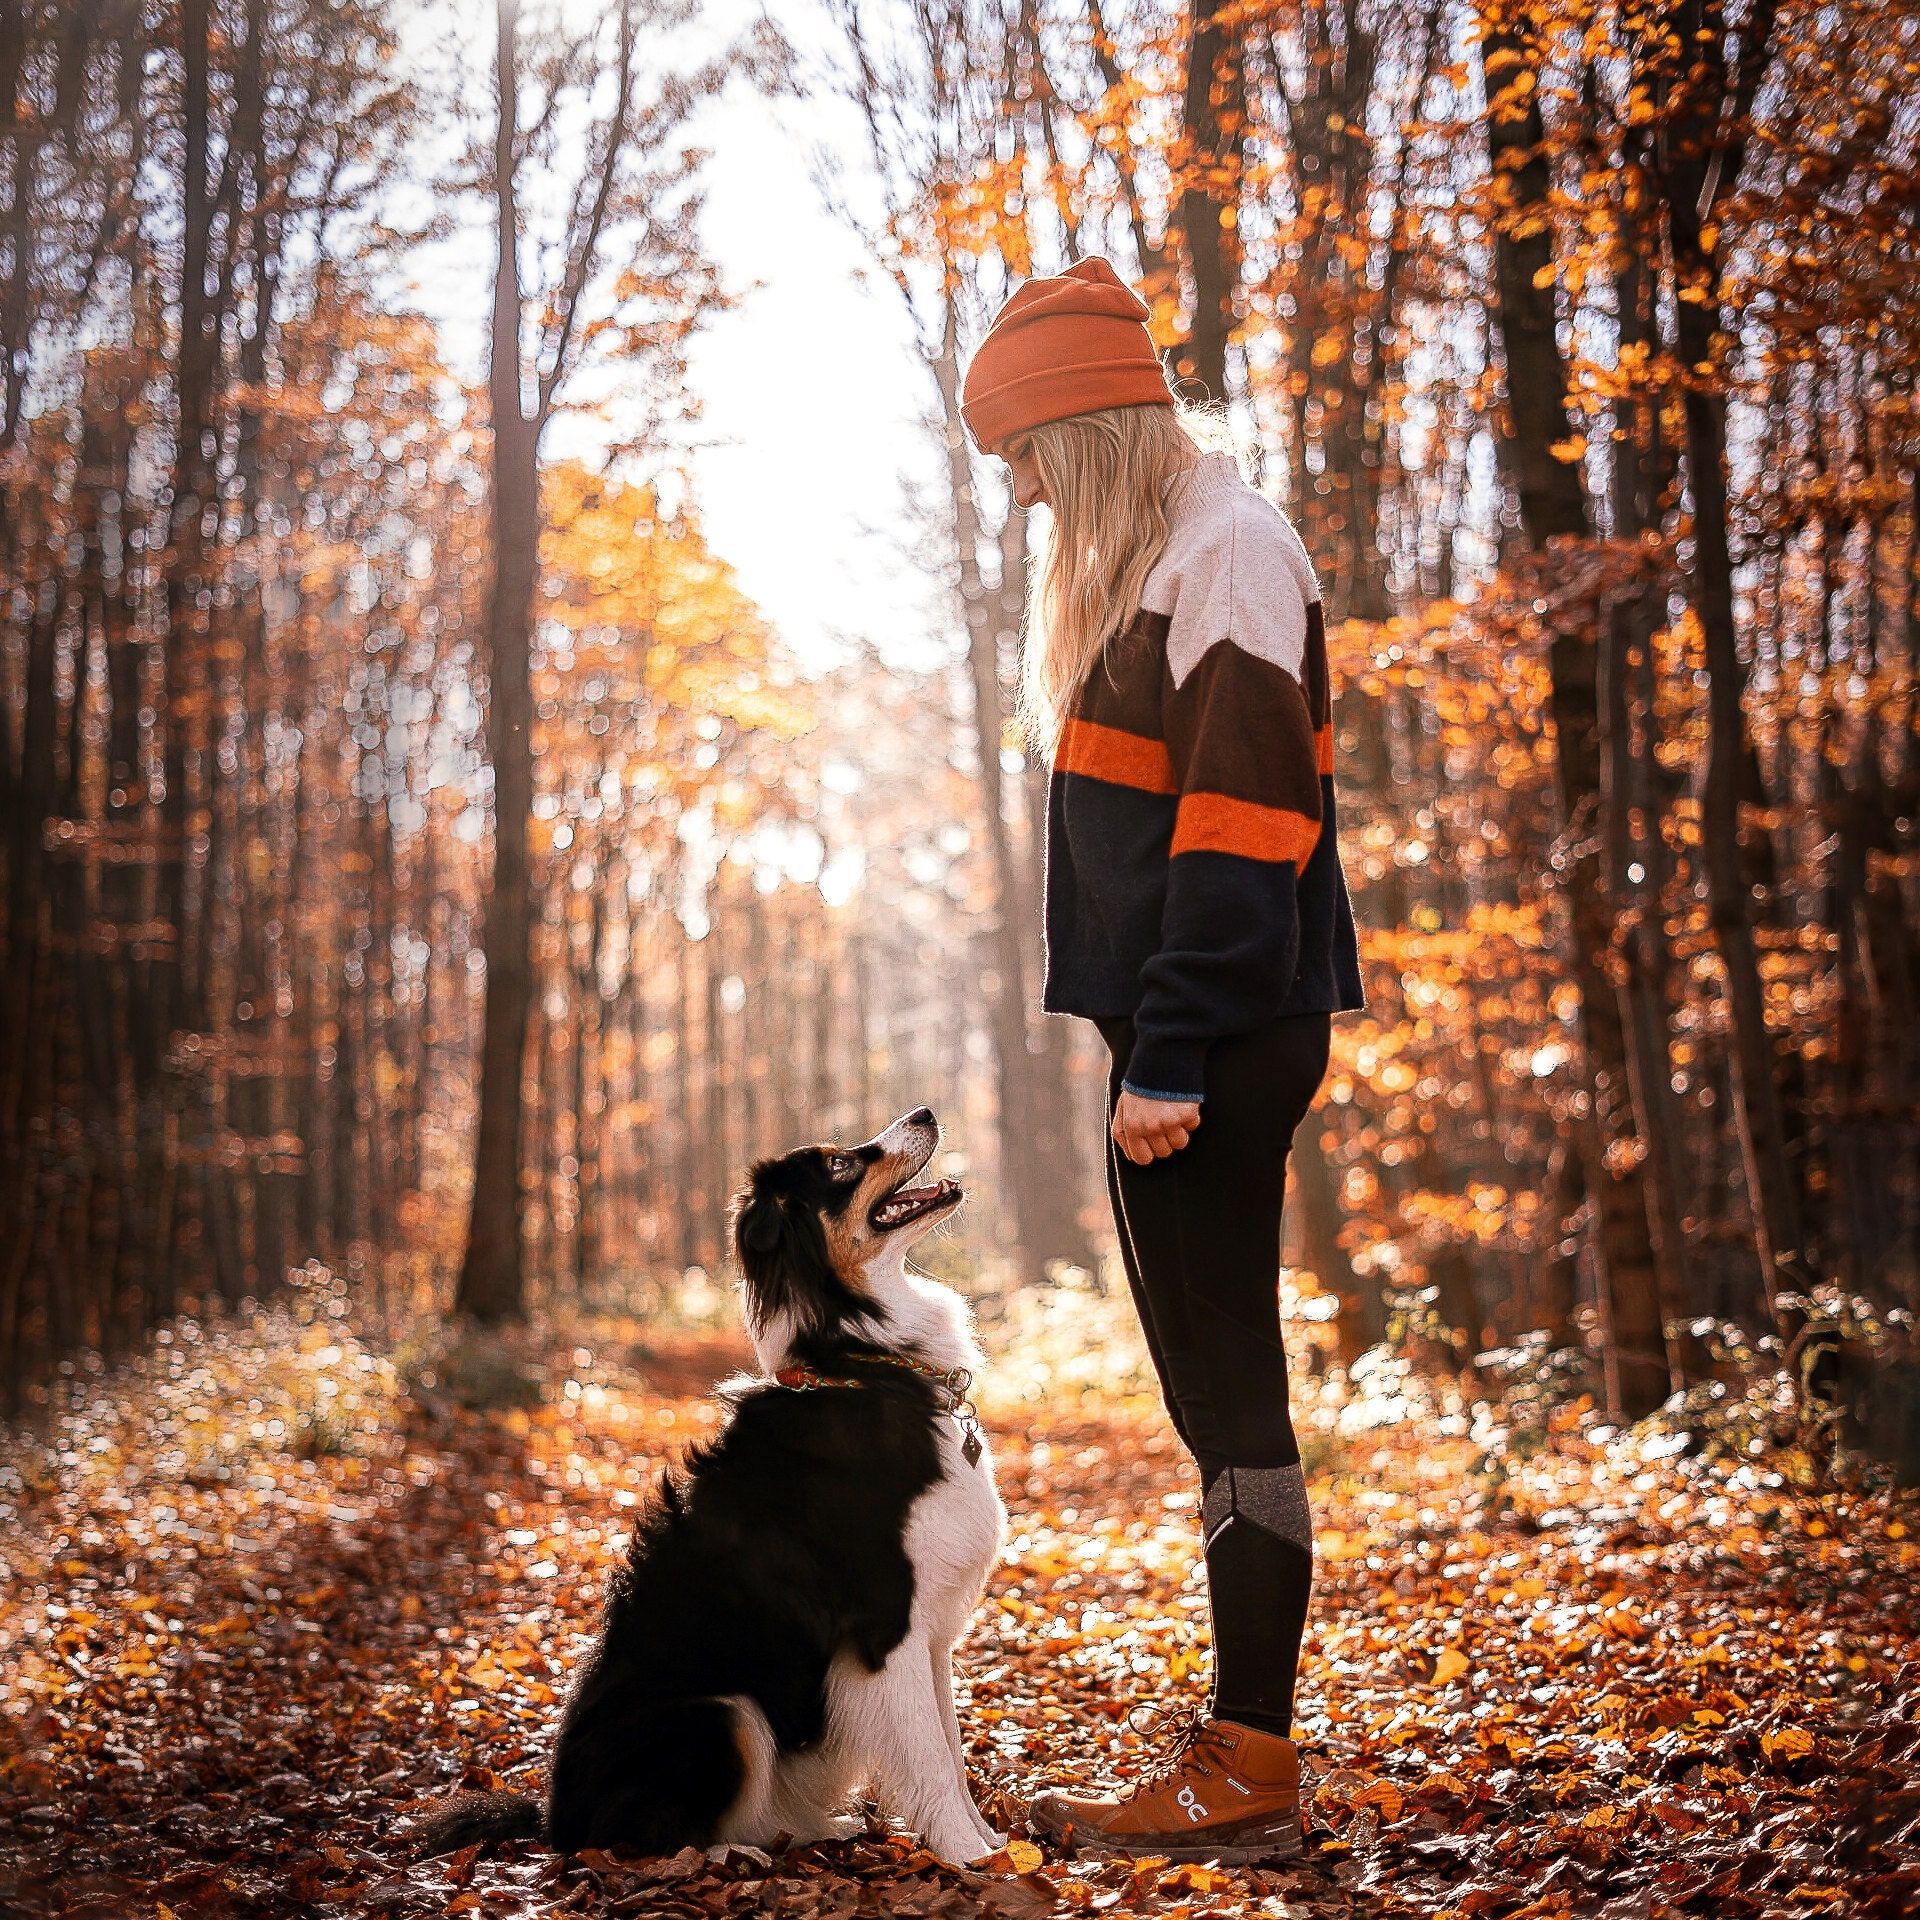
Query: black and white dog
419 1110 1006 1863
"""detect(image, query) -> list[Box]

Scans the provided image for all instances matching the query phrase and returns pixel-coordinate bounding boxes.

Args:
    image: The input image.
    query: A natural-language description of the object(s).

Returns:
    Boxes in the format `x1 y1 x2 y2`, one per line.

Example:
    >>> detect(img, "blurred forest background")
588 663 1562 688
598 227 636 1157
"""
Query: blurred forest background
1 0 1918 1442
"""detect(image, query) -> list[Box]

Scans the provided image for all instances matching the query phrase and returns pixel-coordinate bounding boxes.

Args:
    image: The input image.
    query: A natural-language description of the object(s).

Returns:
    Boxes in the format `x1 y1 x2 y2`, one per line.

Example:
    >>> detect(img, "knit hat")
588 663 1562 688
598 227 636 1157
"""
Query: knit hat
960 258 1172 452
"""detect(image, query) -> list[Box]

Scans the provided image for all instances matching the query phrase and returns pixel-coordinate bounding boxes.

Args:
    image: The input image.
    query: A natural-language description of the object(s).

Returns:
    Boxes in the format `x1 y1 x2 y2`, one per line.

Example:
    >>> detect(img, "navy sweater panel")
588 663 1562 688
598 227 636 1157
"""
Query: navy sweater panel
1042 610 1364 1102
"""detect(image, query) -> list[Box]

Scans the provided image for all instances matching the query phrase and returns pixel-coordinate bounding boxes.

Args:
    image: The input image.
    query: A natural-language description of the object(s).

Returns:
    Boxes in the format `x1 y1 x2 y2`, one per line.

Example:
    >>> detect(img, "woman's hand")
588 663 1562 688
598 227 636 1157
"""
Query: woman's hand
1111 1090 1201 1166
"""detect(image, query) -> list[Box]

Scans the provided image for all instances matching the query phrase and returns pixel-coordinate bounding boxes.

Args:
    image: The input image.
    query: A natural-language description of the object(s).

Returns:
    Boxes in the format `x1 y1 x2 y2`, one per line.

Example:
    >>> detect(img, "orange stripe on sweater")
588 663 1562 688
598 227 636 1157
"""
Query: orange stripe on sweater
1056 718 1176 794
1316 724 1334 775
1172 791 1321 865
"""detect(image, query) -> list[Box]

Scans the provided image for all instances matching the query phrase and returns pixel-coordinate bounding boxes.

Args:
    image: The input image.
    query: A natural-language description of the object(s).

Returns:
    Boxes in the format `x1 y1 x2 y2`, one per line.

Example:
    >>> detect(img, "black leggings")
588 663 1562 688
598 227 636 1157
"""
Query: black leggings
1097 1012 1330 1738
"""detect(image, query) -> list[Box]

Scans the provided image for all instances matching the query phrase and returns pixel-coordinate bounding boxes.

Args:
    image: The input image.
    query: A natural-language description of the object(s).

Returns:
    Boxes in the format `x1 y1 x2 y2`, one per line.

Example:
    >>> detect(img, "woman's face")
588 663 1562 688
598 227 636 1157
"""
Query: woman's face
999 437 1048 511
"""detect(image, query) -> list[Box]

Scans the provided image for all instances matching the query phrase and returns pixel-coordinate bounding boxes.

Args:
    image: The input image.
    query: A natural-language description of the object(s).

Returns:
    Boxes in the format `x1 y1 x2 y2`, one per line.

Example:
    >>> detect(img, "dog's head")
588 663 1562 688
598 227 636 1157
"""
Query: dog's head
731 1108 963 1345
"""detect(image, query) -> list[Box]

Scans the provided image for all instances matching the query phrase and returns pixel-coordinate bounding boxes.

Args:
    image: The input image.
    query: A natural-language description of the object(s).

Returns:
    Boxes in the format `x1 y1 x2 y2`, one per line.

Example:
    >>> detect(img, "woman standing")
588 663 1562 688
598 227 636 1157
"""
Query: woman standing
959 259 1364 1862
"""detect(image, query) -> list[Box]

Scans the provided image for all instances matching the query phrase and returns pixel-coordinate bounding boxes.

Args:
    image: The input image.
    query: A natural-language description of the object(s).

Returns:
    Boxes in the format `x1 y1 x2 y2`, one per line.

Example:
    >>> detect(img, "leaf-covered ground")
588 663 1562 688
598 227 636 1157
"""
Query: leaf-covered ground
3 1296 1917 1919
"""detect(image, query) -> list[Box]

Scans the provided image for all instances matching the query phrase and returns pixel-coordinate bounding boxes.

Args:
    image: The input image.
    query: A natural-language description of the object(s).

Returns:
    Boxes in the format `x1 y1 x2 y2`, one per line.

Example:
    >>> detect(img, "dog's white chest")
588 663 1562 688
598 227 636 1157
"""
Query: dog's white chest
903 1425 1005 1640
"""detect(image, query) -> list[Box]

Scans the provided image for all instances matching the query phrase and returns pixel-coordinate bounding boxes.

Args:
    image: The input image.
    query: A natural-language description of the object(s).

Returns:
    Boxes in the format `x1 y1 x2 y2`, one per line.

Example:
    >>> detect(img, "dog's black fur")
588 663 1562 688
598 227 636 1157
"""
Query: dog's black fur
415 1114 963 1857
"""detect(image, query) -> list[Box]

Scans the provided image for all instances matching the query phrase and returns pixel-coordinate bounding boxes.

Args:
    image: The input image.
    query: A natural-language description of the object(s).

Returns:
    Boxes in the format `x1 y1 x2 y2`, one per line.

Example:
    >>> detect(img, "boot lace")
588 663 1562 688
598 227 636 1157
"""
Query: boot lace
1125 1701 1219 1790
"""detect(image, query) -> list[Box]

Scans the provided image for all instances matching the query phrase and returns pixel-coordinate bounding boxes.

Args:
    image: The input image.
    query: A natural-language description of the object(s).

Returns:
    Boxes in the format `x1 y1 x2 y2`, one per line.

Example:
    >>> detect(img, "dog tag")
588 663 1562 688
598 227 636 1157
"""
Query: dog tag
962 1424 983 1468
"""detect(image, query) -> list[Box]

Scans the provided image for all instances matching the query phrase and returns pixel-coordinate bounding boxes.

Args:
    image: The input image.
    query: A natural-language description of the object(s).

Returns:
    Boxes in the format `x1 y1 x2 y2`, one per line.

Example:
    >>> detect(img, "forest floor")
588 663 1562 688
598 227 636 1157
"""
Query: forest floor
2 1282 1918 1920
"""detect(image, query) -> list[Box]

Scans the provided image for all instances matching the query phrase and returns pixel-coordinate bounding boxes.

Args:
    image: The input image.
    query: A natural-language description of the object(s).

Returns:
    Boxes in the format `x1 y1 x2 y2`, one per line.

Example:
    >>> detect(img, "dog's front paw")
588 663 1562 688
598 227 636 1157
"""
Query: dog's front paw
925 1824 1007 1866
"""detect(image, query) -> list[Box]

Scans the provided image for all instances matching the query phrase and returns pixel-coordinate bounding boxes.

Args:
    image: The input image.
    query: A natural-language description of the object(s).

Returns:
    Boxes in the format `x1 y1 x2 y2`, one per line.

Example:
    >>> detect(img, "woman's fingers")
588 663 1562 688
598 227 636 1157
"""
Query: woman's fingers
1112 1093 1201 1165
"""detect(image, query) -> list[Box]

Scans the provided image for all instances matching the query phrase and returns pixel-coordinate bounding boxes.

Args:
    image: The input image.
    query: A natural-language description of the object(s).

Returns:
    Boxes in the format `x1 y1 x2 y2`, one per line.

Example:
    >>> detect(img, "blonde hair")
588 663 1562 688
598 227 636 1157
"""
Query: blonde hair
1014 402 1233 754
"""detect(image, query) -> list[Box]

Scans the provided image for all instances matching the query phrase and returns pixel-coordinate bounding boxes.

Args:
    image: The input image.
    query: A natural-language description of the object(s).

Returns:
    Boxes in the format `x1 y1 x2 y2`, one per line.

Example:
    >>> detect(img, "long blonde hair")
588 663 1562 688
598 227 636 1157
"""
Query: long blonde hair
1015 401 1229 754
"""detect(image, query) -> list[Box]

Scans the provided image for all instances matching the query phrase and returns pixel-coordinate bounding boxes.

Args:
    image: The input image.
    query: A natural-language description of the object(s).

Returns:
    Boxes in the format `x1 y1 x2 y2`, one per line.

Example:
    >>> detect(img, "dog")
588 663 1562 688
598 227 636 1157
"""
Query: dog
416 1109 1007 1864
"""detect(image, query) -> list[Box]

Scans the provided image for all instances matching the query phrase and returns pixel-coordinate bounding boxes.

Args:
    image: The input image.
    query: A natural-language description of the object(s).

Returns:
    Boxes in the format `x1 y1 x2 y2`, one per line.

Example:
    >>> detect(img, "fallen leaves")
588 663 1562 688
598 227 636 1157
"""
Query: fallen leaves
1 1313 1917 1920
1153 1863 1233 1895
983 1841 1046 1876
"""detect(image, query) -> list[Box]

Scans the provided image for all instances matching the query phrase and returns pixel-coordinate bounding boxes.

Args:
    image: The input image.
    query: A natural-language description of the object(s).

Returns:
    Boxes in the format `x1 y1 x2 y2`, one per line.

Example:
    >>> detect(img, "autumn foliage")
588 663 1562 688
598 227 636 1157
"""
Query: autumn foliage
2 0 1920 1911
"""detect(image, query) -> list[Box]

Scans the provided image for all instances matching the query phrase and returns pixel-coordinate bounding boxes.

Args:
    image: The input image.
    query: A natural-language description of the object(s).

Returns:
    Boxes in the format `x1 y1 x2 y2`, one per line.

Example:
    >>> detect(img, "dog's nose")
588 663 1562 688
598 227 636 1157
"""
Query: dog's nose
907 1107 935 1127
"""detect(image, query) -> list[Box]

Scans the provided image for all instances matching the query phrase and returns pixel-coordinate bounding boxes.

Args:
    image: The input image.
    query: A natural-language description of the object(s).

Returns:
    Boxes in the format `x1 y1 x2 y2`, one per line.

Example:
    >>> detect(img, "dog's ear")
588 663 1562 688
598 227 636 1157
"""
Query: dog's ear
738 1195 784 1256
733 1170 841 1336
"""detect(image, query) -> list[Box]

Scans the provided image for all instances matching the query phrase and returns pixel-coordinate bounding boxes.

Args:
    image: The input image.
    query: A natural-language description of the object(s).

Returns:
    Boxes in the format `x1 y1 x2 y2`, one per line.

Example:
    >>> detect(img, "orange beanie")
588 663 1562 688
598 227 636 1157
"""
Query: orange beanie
960 258 1172 451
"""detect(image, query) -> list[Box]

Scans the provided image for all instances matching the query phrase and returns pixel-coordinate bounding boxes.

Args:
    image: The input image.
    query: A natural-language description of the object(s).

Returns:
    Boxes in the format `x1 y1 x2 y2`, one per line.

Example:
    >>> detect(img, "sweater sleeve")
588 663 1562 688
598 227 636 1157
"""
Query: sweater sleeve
1122 568 1325 1104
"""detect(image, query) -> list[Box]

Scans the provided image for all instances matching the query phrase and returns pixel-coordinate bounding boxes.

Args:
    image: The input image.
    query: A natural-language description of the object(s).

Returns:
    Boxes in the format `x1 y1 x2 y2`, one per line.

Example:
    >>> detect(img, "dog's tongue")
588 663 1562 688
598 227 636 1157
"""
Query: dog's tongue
874 1178 960 1225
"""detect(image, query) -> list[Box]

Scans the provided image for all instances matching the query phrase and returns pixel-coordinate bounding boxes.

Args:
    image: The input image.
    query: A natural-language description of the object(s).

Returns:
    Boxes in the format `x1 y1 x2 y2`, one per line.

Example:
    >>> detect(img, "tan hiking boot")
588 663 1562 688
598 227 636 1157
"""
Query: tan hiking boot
1028 1710 1303 1863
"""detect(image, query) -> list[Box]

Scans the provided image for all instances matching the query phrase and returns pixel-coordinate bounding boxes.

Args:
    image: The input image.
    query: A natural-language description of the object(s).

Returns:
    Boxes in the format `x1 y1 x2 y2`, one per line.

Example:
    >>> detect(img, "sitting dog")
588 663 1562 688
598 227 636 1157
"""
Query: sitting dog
418 1109 1006 1863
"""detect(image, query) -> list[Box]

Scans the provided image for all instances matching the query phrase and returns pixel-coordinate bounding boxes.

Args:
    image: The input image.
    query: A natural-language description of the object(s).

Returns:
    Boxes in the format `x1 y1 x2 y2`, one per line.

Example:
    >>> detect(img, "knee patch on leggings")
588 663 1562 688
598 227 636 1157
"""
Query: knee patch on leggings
1202 1462 1312 1554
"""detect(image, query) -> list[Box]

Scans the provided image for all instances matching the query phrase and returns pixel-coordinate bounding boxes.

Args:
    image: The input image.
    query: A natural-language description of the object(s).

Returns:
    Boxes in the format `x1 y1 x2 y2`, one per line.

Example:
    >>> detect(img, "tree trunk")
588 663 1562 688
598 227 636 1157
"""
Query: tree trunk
1085 0 1176 306
1175 0 1243 399
575 881 607 1293
1481 12 1674 1410
1292 1109 1379 1361
1271 0 1385 618
1600 199 1694 1369
1675 289 1804 1325
1601 590 1691 1289
1631 0 1797 1329
1007 534 1097 1278
455 0 538 1323
1480 16 1588 547
147 0 218 1307
930 299 1092 1283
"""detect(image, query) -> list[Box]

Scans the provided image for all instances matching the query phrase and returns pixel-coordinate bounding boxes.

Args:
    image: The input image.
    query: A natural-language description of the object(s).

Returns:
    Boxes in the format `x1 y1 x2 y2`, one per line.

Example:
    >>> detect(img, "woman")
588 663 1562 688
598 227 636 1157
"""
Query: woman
959 259 1364 1862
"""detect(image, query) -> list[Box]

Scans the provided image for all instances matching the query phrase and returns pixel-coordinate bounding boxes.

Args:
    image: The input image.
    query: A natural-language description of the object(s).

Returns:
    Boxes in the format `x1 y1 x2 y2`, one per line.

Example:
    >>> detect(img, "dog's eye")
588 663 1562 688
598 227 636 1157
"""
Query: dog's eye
828 1153 856 1179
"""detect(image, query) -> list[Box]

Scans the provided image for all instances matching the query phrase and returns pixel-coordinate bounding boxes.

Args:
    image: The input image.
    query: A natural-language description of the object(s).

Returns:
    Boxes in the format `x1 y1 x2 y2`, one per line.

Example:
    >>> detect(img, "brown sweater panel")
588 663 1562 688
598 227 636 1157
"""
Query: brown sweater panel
1164 642 1322 823
1061 606 1331 866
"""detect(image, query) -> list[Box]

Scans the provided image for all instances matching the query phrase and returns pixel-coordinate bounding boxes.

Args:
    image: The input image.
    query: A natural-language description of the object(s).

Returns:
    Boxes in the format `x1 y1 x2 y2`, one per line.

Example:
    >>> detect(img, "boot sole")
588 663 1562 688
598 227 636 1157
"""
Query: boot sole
1031 1816 1304 1866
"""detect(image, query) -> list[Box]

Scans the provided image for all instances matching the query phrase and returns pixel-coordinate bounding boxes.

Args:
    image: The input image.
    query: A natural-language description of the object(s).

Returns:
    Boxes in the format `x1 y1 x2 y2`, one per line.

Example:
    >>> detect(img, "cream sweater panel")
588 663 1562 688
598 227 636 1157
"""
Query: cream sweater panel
1138 452 1320 690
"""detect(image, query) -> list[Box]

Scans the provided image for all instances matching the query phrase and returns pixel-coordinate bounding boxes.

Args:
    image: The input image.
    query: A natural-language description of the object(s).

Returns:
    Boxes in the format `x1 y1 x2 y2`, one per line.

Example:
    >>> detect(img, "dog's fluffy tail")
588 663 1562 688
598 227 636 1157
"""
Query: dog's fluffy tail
410 1788 546 1854
412 1694 770 1856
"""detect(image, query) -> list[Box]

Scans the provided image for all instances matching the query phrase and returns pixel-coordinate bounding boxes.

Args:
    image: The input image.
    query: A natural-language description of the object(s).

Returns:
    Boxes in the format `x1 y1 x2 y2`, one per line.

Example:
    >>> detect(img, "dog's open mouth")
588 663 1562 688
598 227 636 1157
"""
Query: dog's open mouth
870 1177 962 1230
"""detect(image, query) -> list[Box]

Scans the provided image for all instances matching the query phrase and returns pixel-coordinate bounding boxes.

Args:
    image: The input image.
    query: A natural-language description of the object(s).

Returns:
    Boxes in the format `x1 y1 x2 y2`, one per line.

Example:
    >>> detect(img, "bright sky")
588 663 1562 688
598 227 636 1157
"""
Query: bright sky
397 0 951 676
681 31 949 672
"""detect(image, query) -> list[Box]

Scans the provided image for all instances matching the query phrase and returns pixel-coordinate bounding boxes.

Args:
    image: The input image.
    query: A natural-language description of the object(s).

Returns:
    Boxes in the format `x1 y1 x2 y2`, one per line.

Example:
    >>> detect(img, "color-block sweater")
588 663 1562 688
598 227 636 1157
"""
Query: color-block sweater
1042 453 1365 1102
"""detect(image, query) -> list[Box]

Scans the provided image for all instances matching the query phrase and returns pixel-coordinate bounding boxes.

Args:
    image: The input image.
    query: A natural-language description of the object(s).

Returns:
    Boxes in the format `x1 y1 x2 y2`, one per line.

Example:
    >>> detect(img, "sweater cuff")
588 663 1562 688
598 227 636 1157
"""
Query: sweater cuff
1121 1036 1207 1104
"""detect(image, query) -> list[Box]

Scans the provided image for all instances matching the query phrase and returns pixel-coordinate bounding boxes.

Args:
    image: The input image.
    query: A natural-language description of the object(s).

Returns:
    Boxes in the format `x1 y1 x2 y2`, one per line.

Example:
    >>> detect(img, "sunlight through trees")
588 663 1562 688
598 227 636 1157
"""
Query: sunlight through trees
2 0 1916 1462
